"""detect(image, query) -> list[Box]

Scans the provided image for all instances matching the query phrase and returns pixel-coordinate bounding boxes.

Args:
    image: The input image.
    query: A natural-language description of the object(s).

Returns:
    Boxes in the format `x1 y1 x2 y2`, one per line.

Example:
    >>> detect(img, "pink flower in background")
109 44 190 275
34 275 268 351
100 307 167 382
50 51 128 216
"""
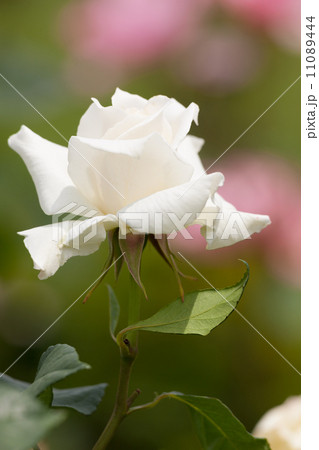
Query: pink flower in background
221 0 300 52
58 0 298 96
175 28 264 94
60 0 208 67
171 153 300 286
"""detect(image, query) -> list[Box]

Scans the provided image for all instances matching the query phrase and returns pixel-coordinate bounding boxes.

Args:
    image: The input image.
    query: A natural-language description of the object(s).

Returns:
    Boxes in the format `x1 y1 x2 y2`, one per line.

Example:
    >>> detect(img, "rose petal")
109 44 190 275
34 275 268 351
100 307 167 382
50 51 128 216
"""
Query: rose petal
77 98 126 138
103 104 173 142
18 215 117 279
118 172 224 235
68 133 194 214
119 98 199 148
167 101 199 148
109 89 199 147
8 126 96 216
199 193 271 250
177 135 205 179
111 87 148 110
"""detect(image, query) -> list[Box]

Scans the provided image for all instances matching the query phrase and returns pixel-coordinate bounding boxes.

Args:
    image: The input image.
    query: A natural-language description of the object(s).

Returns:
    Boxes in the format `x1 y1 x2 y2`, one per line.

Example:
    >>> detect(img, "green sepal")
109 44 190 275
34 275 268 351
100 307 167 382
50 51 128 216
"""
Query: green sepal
111 228 124 280
149 235 196 300
119 233 148 299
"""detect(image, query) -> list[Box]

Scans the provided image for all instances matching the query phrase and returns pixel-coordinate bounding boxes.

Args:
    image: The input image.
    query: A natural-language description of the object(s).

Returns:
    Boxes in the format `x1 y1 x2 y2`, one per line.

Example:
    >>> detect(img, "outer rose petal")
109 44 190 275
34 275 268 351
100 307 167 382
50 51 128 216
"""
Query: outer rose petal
198 193 271 250
18 215 118 279
177 135 205 179
118 172 224 235
8 126 96 216
68 133 194 214
77 98 126 138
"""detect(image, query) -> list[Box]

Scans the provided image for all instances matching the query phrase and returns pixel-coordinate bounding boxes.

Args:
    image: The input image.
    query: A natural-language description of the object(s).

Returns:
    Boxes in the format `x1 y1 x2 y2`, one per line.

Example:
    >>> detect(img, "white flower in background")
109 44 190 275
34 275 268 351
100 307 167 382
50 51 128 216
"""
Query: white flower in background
253 396 301 450
8 88 270 279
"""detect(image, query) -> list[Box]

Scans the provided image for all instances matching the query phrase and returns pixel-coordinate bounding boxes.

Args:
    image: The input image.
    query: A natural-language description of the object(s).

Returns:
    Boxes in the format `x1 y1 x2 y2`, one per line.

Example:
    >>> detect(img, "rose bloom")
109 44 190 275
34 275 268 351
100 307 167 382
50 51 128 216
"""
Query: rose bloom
253 396 301 450
8 89 270 279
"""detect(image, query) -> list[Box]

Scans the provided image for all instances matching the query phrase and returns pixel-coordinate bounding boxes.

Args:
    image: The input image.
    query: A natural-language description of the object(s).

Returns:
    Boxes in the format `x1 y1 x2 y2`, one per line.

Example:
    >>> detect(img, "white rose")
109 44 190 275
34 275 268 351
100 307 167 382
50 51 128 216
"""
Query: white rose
253 396 301 450
8 88 270 279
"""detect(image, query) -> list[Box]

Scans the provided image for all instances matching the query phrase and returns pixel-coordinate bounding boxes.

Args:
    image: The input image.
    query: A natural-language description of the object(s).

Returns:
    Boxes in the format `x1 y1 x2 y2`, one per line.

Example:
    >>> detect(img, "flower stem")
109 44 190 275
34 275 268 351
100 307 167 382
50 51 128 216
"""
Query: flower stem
127 275 141 349
93 343 136 450
93 277 141 450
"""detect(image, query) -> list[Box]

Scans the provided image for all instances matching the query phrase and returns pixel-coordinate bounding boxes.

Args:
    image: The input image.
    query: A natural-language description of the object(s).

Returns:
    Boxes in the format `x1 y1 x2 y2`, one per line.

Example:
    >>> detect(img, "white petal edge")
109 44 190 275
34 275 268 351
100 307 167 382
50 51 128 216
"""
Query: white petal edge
77 98 126 138
111 88 148 110
18 215 118 279
176 135 205 179
8 126 97 216
169 102 199 148
198 193 271 250
118 172 224 235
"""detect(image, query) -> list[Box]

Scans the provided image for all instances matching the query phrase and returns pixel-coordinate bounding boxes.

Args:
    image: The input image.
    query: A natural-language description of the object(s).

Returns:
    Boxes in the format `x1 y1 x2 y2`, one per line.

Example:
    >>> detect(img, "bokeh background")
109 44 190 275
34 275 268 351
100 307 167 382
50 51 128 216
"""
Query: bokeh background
0 0 300 449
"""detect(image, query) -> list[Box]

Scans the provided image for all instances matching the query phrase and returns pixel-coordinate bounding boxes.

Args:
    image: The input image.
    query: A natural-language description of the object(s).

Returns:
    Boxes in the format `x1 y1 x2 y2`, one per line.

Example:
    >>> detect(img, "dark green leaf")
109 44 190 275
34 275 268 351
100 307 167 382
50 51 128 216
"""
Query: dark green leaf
27 344 90 397
107 285 120 340
0 373 107 416
0 384 65 450
120 264 249 337
52 383 108 415
168 393 270 450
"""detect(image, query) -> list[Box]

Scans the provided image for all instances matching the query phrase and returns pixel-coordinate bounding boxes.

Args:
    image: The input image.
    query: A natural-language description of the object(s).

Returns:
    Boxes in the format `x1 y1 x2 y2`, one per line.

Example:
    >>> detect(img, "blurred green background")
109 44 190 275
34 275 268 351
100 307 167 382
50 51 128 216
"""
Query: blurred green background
0 1 300 449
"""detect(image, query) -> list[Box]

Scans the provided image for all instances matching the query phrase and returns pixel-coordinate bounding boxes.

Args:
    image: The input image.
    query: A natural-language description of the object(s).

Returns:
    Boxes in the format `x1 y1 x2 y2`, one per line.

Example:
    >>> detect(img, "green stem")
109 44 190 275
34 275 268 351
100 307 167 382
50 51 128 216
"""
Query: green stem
93 344 136 450
93 277 141 450
127 275 141 349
